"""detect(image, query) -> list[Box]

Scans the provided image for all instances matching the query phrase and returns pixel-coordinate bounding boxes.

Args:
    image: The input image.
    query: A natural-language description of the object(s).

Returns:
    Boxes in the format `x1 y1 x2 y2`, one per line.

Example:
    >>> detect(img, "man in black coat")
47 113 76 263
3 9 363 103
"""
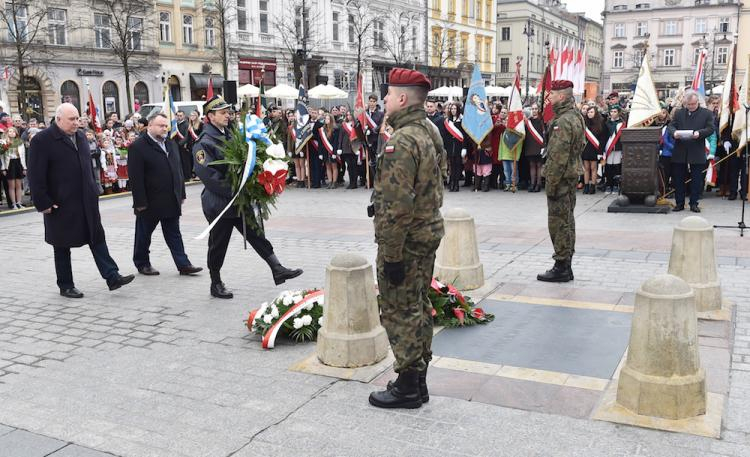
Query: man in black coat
192 95 303 299
128 112 202 276
28 103 134 298
667 91 715 212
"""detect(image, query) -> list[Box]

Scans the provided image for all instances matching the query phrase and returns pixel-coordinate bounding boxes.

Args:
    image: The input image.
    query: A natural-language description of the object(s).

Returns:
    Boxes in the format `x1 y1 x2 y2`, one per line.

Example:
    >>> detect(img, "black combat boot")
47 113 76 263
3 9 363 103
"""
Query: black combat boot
482 176 490 192
463 172 473 187
265 254 303 285
369 369 422 409
387 367 429 403
537 259 574 282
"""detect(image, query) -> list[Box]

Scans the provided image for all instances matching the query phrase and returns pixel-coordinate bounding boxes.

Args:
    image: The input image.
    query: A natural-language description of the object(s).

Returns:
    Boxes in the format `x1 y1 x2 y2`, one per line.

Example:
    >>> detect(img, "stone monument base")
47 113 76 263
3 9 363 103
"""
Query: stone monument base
607 200 670 214
289 351 395 383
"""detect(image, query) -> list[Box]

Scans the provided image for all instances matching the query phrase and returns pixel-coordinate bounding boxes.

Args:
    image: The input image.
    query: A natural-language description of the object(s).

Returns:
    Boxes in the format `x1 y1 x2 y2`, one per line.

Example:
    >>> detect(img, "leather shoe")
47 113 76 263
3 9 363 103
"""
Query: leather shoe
690 204 701 213
59 287 84 298
138 265 160 276
672 205 685 212
108 274 135 291
210 282 233 299
178 264 203 275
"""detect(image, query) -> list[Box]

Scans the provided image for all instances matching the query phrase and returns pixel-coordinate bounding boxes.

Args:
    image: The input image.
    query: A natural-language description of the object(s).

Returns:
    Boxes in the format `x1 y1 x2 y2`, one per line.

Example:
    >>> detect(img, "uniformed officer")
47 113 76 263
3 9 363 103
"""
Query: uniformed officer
368 68 446 409
193 95 303 298
538 80 585 283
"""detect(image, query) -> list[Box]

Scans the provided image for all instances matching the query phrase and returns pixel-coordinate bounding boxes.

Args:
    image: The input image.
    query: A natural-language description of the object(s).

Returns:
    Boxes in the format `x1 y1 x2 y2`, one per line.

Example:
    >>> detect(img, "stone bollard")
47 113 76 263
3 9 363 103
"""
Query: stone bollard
616 274 706 420
317 253 389 368
433 208 484 290
667 216 722 313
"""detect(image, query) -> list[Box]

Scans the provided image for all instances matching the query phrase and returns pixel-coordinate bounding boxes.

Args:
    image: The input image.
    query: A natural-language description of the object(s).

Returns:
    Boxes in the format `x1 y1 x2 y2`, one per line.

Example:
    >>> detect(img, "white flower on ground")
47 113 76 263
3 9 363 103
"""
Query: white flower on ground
304 301 314 311
318 316 325 326
293 317 304 329
301 315 313 326
282 295 294 306
292 294 303 303
263 314 273 324
266 142 287 159
270 305 279 318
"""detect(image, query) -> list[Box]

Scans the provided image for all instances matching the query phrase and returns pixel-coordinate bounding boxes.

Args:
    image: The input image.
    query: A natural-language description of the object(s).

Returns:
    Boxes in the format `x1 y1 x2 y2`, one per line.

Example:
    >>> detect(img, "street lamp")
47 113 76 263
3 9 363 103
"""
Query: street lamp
523 19 535 104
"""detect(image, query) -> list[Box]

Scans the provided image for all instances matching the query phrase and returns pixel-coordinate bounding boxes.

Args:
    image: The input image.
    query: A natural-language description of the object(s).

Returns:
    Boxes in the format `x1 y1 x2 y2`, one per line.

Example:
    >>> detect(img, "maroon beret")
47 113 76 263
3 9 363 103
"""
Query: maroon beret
550 80 574 91
608 91 619 98
388 68 432 90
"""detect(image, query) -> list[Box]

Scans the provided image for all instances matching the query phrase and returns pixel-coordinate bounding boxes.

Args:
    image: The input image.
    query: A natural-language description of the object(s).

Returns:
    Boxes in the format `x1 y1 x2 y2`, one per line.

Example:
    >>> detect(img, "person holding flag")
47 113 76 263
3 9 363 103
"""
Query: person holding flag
192 95 303 298
537 80 585 283
603 106 625 194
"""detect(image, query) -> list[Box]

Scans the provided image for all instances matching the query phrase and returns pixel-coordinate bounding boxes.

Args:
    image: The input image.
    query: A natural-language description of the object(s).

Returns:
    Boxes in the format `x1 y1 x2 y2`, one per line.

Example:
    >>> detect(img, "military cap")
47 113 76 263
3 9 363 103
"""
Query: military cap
388 68 431 90
608 91 619 98
203 95 231 115
550 80 574 91
608 104 622 112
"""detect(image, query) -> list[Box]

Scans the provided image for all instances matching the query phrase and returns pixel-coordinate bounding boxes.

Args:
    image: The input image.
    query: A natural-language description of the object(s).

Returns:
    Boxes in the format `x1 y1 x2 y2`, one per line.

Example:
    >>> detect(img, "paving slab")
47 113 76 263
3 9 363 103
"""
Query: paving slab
0 429 67 457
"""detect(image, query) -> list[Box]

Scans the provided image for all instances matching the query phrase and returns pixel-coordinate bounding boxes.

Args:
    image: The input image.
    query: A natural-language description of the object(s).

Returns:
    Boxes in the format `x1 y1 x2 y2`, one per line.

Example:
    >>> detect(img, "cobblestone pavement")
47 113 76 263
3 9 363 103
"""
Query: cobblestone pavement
1 186 750 456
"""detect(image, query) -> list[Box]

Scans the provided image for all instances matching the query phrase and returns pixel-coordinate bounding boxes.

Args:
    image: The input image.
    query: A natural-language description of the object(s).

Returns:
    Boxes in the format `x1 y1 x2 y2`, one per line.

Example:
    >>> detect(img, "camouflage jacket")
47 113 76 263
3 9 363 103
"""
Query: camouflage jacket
542 98 585 195
372 104 446 262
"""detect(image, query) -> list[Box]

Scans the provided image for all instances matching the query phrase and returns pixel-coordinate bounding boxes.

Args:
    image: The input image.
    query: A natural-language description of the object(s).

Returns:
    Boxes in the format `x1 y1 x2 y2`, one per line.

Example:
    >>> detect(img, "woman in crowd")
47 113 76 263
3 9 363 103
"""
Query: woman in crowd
444 103 467 192
582 106 607 195
319 112 340 189
523 103 544 193
1 127 26 208
488 104 505 190
338 111 362 189
604 106 625 194
474 135 494 192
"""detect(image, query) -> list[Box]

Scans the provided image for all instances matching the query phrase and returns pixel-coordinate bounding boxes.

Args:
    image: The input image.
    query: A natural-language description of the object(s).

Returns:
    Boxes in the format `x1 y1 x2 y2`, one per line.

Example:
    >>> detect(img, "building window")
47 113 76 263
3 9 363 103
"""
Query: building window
695 18 706 34
501 27 510 41
693 48 702 65
373 20 384 48
412 26 418 53
613 51 623 68
183 15 193 44
636 22 647 37
133 81 149 105
613 4 628 10
332 12 339 42
47 8 66 45
159 12 171 42
60 80 80 111
432 0 440 10
348 14 355 43
635 3 650 8
295 6 310 43
128 17 142 51
259 0 268 34
663 48 675 66
614 23 625 38
205 17 215 48
432 31 440 57
102 81 119 117
237 0 247 31
694 0 710 4
664 20 678 35
94 13 111 48
719 17 730 33
475 0 482 21
633 49 643 66
485 41 491 64
500 57 509 73
717 46 728 64
486 0 491 23
6 3 27 41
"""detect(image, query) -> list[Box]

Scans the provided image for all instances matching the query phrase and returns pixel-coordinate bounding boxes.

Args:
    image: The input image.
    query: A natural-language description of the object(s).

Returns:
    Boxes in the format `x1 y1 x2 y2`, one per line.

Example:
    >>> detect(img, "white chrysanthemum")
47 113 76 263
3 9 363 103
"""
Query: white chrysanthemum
270 305 279 318
304 301 314 311
293 317 304 329
282 295 294 306
292 294 303 303
301 314 313 326
263 314 273 324
266 142 287 159
318 316 325 326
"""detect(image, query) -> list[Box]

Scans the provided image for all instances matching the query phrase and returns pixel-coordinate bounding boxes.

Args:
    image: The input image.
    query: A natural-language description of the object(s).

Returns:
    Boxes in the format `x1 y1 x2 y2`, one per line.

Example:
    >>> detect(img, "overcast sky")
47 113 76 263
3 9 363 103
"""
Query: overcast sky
563 0 605 23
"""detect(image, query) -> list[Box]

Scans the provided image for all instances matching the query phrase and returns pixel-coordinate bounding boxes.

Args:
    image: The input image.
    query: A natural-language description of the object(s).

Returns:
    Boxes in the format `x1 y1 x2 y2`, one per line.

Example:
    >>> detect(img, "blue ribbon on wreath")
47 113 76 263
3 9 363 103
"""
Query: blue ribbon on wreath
243 114 271 178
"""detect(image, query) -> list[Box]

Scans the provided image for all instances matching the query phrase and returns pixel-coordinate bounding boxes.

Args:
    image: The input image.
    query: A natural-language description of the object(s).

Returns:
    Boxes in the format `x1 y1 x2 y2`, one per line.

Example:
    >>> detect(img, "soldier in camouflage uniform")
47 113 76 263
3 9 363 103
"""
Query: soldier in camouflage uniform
538 80 585 283
368 68 446 409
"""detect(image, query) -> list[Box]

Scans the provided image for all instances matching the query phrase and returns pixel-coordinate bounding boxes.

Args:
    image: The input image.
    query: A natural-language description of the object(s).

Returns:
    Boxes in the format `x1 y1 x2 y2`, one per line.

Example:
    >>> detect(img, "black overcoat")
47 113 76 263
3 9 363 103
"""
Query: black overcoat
127 133 186 220
667 107 715 164
28 124 106 248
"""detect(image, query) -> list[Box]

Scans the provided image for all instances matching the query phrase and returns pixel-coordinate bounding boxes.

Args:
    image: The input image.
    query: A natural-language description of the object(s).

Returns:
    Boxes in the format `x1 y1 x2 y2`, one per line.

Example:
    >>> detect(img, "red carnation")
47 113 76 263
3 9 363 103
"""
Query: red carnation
452 308 465 325
472 308 485 320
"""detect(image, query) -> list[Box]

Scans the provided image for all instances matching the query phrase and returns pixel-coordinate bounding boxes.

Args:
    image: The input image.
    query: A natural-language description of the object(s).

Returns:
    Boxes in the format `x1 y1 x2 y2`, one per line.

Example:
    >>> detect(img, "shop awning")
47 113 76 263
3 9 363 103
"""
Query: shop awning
190 73 225 90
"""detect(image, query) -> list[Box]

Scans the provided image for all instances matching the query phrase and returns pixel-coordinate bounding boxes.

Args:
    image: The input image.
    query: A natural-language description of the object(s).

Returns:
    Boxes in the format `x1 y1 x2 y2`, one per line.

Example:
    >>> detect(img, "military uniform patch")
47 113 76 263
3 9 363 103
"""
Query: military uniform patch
384 145 395 154
196 150 206 165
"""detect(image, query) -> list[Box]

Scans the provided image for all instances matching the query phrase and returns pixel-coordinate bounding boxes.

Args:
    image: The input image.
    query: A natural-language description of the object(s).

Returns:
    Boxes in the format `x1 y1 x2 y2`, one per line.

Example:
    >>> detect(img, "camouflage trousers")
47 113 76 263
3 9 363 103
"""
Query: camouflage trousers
376 240 440 373
547 178 577 261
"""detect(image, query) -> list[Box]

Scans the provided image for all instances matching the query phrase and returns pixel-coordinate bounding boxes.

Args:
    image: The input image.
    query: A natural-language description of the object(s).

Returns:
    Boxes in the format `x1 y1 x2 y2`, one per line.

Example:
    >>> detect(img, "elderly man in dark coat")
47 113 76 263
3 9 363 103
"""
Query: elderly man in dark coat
128 112 202 276
668 90 715 213
28 103 134 298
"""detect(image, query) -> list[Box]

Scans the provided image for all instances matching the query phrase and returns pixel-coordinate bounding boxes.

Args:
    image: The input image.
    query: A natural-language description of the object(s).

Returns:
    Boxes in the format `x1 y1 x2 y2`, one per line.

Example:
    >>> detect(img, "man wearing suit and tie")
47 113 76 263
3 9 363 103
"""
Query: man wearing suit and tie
127 112 202 276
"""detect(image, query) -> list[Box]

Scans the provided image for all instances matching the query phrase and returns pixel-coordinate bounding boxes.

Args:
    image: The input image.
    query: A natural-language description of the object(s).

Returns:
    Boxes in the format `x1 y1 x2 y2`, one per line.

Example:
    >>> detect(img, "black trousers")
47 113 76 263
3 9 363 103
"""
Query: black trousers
729 153 748 198
309 152 323 187
448 153 462 185
343 154 358 187
672 162 703 207
658 155 672 193
0 173 10 207
53 242 119 290
133 215 190 269
206 216 274 282
180 147 193 182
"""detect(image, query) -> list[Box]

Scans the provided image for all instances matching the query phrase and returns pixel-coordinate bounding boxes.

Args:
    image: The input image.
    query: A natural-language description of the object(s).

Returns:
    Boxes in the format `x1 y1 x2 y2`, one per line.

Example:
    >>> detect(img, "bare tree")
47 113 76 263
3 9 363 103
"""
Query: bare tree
383 9 421 67
0 0 49 119
345 0 378 79
95 0 154 114
430 19 466 82
273 0 325 87
203 0 233 79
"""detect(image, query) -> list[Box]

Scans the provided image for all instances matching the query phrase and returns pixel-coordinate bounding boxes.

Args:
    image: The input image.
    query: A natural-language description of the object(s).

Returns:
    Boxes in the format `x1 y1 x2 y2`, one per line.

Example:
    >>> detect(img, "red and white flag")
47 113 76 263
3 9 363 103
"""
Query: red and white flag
88 91 102 133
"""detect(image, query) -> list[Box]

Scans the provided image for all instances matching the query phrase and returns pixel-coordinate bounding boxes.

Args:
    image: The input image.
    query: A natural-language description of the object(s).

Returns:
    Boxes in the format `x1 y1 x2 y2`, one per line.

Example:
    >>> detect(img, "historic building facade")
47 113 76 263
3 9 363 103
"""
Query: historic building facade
601 0 740 99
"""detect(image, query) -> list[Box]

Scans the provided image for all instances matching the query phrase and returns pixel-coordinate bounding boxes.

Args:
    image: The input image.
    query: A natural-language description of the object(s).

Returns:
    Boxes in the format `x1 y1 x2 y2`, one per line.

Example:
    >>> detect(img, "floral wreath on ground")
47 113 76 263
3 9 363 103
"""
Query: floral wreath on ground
246 279 493 349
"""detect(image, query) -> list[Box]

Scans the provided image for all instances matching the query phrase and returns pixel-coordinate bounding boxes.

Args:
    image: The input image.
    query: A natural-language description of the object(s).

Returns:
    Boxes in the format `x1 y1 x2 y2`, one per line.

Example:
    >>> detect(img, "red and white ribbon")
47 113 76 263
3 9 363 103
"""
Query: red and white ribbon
705 158 716 187
525 118 544 146
342 122 357 141
364 111 378 130
604 122 623 160
585 127 600 151
444 119 464 142
381 130 391 142
254 290 325 349
318 127 334 155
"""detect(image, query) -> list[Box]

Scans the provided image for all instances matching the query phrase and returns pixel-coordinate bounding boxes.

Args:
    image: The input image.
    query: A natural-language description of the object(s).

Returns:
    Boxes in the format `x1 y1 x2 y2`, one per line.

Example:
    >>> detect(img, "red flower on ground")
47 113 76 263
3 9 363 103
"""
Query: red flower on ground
431 308 437 317
472 308 485 320
452 308 465 325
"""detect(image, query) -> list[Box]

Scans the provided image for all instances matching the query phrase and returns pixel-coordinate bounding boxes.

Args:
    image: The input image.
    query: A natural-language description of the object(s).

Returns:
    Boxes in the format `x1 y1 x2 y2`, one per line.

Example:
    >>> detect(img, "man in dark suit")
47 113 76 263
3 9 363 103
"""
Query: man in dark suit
28 103 134 298
128 112 202 276
175 110 192 182
667 90 715 213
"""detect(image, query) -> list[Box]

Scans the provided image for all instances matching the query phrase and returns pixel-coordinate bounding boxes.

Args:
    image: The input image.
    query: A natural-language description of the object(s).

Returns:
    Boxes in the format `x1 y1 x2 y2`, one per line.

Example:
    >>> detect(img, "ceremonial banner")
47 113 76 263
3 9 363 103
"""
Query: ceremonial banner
88 91 102 133
541 66 553 124
719 43 738 135
162 86 180 139
462 66 493 145
692 49 707 97
294 85 313 153
627 54 661 128
501 62 526 154
732 69 749 153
